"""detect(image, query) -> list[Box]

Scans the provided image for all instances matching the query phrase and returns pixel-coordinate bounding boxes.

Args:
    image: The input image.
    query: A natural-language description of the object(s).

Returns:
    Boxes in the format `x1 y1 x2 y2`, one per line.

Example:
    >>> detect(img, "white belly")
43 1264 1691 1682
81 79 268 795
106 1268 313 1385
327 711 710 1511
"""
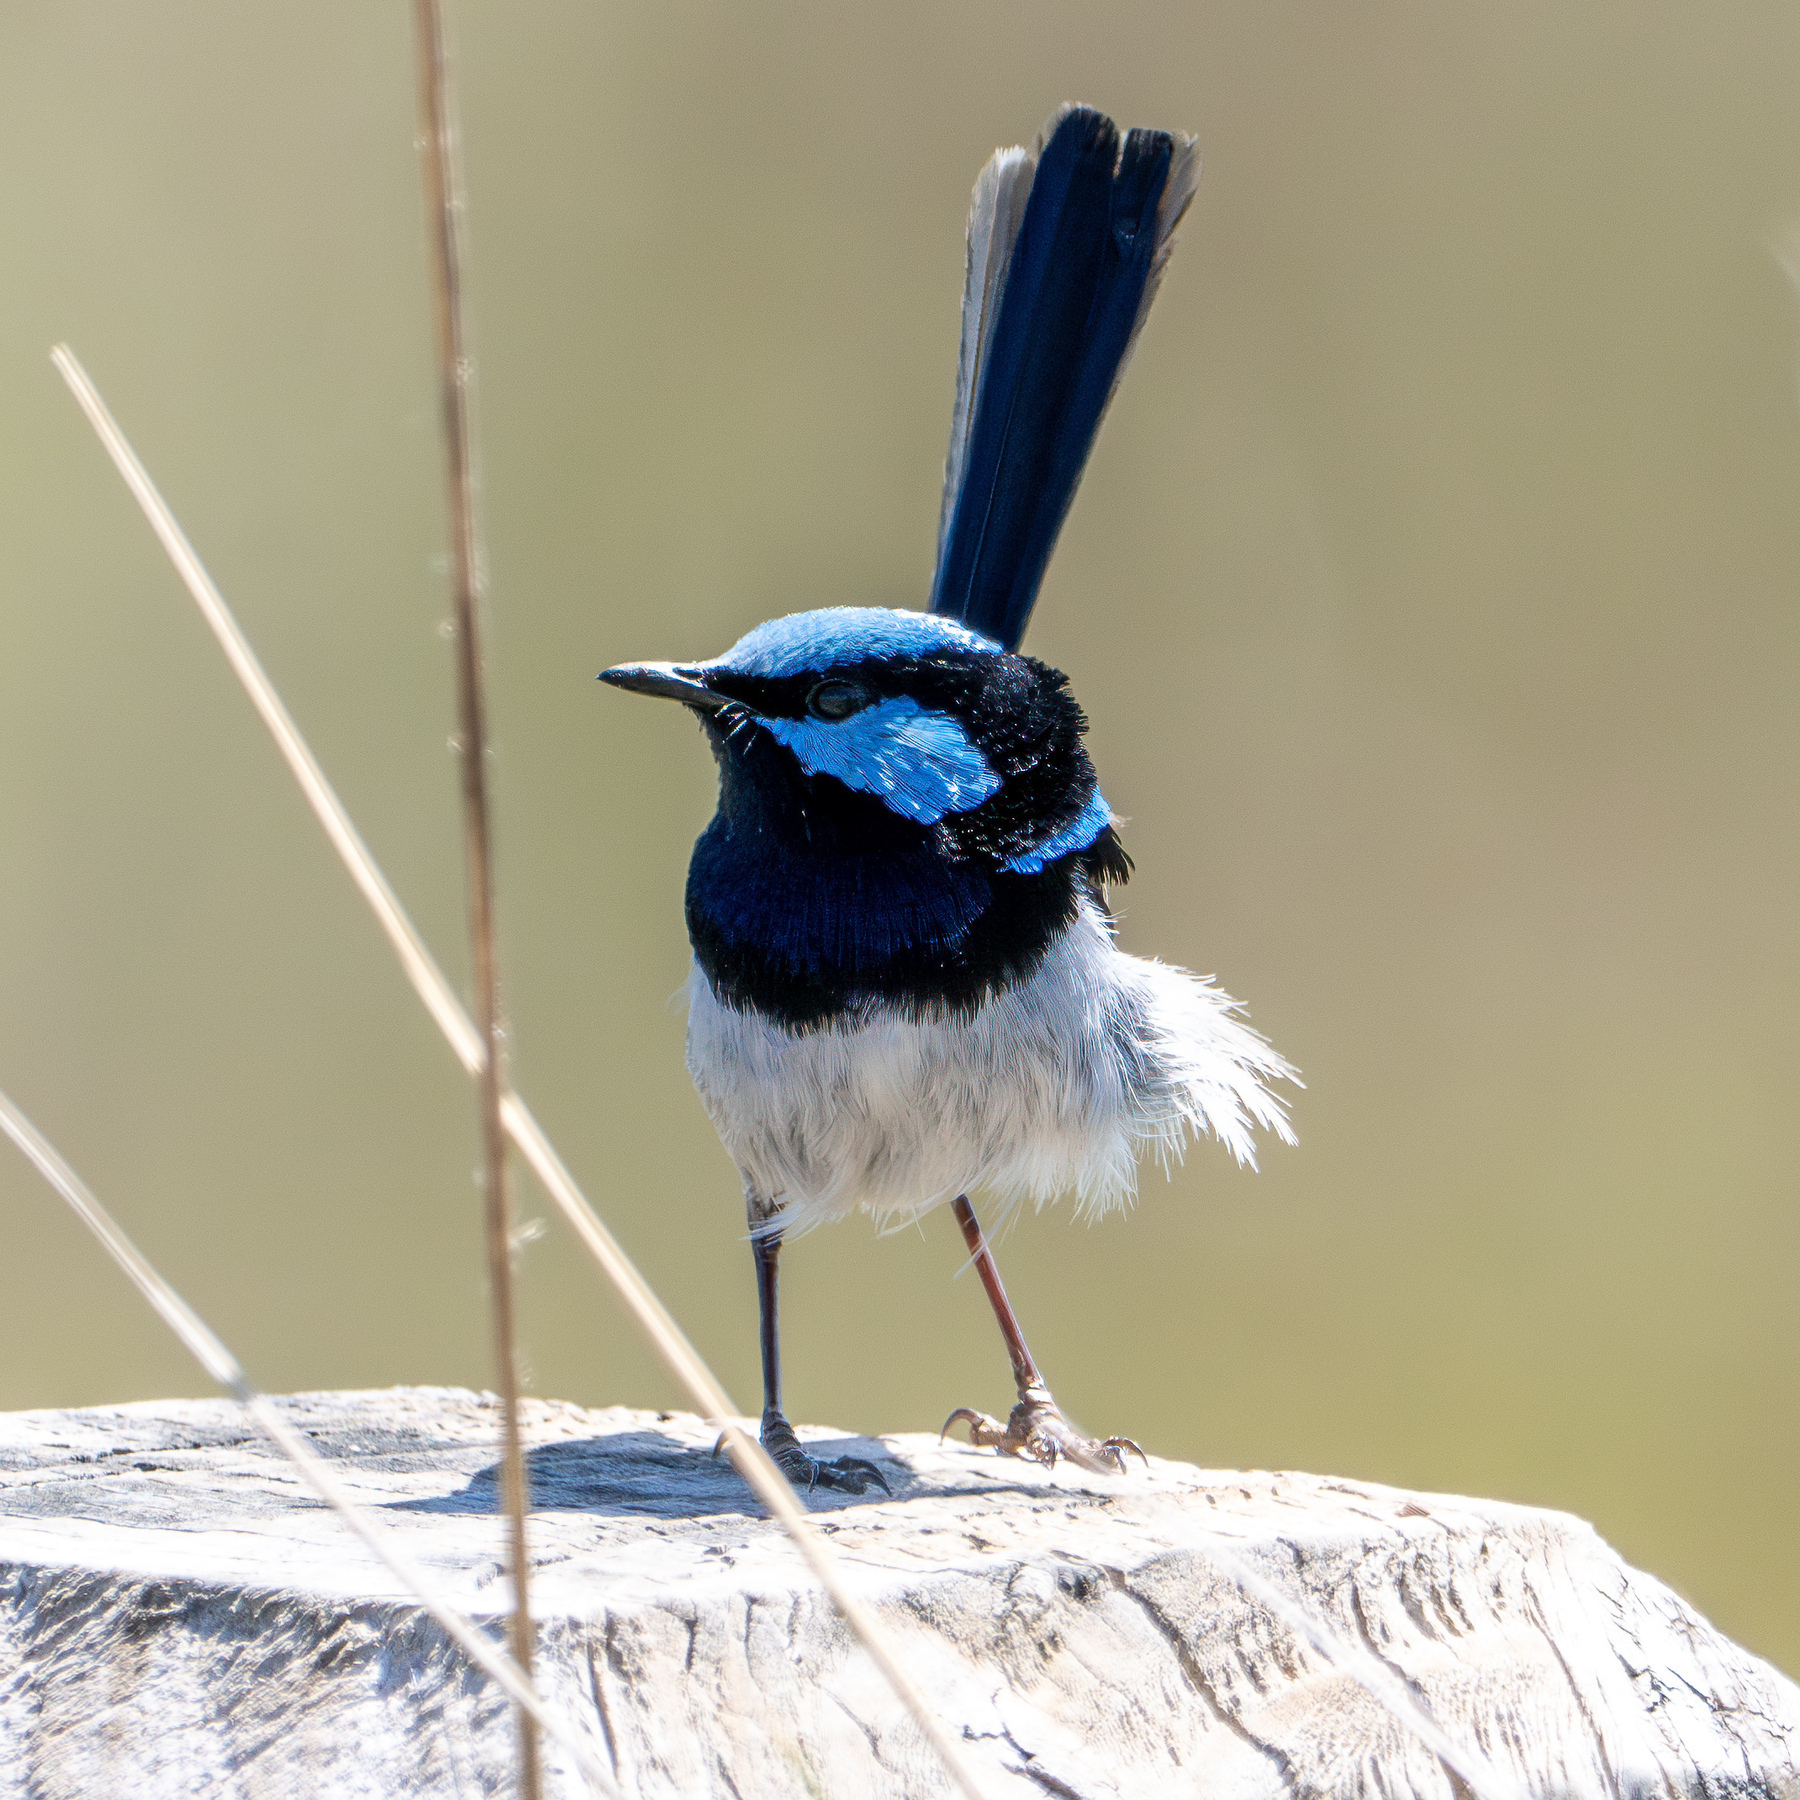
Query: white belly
684 900 1295 1235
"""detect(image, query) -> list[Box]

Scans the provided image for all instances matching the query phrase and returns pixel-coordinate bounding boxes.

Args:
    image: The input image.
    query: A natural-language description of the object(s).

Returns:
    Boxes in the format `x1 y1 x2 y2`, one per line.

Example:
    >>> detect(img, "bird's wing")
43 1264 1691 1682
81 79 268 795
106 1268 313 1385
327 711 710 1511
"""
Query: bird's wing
929 106 1200 653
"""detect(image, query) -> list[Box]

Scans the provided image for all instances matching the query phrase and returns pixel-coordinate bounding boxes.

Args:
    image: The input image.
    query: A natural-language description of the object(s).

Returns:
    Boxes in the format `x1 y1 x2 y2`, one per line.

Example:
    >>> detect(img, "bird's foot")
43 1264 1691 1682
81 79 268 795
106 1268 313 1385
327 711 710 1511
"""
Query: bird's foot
941 1384 1148 1476
722 1411 891 1496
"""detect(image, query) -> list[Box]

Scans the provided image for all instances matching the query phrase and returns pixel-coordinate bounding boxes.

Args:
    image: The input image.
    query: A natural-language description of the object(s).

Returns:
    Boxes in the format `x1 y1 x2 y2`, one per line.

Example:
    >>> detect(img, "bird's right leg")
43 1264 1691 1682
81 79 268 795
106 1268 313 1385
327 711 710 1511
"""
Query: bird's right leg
745 1189 889 1497
941 1194 1147 1476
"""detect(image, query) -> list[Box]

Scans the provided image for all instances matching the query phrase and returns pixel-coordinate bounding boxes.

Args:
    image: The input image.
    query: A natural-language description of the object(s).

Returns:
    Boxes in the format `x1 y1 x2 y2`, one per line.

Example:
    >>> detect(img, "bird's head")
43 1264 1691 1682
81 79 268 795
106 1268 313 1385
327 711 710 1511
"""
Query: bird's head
600 606 1127 880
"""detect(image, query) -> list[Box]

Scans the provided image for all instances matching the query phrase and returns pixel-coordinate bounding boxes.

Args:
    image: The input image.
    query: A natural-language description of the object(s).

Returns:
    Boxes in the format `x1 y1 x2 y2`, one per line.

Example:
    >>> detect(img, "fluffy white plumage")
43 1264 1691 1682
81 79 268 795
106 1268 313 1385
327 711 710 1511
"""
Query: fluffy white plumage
686 898 1295 1238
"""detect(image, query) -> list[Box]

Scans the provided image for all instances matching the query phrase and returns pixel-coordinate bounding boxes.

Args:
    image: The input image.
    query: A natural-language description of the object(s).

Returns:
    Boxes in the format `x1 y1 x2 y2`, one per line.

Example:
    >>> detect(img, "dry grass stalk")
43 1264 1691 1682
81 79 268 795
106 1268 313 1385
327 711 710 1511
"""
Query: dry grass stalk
405 3 538 1793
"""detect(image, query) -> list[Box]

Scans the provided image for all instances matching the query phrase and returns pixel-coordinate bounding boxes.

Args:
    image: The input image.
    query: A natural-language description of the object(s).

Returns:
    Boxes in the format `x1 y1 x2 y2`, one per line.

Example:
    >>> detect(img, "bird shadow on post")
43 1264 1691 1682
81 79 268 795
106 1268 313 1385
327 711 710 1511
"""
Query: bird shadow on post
389 1429 912 1522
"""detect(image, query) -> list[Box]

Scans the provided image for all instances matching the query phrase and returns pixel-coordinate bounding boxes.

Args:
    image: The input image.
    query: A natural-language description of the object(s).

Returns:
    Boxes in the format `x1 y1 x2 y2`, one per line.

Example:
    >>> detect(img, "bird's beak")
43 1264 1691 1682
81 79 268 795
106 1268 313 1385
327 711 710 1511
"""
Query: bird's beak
597 661 730 712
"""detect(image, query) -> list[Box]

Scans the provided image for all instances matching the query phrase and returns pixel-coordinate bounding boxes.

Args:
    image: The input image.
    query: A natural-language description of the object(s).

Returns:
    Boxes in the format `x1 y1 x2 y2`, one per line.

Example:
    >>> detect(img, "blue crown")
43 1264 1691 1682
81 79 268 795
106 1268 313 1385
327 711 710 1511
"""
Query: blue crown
711 607 1001 680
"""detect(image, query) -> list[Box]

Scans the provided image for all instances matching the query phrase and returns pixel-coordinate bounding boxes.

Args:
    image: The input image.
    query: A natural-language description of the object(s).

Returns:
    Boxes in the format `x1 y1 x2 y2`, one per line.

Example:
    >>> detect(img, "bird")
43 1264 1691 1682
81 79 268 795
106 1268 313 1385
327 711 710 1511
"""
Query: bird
600 104 1296 1492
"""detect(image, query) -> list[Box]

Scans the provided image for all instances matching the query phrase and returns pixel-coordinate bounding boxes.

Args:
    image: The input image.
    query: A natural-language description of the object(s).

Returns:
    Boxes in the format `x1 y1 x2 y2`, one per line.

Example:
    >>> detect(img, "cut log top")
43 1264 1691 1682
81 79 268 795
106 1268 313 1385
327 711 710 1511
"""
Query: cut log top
0 1385 1793 1798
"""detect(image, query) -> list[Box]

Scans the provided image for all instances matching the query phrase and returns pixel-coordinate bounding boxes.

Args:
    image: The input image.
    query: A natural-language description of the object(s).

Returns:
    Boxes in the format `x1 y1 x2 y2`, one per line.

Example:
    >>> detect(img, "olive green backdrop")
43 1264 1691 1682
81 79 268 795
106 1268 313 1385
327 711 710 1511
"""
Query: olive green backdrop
2 2 1796 1670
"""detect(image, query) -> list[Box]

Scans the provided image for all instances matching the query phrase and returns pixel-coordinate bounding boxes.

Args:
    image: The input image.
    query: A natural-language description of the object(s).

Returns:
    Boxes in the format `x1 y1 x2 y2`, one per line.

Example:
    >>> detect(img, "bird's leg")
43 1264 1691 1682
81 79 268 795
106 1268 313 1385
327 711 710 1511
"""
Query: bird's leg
744 1196 889 1497
940 1195 1147 1476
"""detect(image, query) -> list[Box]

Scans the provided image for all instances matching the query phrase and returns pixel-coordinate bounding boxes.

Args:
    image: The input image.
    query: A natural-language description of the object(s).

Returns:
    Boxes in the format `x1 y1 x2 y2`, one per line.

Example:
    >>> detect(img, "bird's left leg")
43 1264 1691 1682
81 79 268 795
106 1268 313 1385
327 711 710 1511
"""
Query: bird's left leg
745 1190 890 1497
941 1194 1148 1476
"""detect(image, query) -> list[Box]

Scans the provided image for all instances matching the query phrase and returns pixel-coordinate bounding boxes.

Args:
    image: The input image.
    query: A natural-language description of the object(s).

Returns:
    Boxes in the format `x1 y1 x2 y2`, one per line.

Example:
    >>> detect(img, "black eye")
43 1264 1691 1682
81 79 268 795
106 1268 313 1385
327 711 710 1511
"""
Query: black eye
807 679 873 721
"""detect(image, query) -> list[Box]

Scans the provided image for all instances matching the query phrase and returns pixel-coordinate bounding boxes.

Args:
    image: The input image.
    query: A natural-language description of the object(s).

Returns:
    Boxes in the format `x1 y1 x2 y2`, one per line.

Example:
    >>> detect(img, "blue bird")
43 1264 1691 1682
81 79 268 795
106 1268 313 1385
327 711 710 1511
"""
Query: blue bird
601 106 1295 1490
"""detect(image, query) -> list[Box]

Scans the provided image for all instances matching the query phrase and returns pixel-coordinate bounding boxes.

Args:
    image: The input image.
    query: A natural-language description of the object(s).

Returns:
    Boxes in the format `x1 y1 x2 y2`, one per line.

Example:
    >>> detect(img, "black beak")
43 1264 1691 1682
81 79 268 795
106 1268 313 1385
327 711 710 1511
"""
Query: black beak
597 661 730 711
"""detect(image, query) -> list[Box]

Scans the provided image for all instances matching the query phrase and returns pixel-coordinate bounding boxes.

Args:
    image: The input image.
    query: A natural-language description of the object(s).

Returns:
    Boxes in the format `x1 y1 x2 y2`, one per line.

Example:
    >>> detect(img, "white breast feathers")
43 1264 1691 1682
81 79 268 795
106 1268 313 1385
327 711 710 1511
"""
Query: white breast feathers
685 900 1296 1237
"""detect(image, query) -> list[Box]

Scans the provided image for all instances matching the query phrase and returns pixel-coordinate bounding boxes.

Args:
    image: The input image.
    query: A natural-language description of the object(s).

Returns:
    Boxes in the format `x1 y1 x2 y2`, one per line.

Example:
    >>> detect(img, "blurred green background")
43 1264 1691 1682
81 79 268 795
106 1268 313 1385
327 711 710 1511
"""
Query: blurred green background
1 1 1796 1670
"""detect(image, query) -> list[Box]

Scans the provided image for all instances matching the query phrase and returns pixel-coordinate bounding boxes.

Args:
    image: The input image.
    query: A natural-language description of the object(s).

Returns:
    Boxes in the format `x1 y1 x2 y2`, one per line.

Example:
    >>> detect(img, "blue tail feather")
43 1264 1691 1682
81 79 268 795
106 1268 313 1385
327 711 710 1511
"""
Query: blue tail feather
929 107 1196 652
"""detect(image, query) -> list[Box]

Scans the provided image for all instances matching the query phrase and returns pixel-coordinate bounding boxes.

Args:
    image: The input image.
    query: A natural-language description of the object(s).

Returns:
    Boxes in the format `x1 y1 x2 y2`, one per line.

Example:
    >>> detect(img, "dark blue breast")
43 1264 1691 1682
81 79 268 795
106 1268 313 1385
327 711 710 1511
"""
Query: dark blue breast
690 821 993 971
683 726 1089 1030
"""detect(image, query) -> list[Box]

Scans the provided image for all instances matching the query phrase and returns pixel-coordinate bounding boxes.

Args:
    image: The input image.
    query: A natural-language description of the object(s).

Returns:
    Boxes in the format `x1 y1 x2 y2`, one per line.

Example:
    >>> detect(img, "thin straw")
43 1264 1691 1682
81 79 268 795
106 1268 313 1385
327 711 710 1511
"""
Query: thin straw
406 4 538 1792
0 1084 618 1799
49 341 1526 1800
48 341 995 1800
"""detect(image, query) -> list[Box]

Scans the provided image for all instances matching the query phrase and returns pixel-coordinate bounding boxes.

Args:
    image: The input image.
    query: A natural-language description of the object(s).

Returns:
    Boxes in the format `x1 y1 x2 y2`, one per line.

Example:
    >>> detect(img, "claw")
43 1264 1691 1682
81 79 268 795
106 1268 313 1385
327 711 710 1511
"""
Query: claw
940 1406 986 1444
786 1451 892 1496
1103 1436 1150 1472
942 1405 1014 1451
817 1456 892 1496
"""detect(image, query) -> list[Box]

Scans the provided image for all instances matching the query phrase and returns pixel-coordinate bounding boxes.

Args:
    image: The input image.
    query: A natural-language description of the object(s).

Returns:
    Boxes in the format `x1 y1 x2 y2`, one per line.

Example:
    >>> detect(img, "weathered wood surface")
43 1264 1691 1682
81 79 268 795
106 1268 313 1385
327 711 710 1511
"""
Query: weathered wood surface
0 1386 1793 1799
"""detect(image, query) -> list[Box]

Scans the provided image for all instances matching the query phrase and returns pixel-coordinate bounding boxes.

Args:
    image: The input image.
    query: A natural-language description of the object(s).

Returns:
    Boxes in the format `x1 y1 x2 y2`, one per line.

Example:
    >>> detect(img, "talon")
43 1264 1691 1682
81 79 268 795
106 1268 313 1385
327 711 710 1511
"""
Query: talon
1103 1436 1150 1472
830 1457 893 1496
802 1455 893 1496
941 1406 1012 1451
940 1407 983 1445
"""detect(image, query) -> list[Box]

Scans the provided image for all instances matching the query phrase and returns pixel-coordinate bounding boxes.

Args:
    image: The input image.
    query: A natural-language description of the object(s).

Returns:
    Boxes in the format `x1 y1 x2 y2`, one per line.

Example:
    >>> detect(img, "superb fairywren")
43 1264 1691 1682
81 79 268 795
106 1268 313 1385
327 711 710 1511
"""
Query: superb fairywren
602 106 1295 1490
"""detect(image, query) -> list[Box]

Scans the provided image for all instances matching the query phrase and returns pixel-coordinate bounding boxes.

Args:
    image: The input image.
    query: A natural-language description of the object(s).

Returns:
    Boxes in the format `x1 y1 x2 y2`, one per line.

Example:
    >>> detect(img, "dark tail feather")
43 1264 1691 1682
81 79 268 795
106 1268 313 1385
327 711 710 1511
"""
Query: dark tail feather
929 106 1199 652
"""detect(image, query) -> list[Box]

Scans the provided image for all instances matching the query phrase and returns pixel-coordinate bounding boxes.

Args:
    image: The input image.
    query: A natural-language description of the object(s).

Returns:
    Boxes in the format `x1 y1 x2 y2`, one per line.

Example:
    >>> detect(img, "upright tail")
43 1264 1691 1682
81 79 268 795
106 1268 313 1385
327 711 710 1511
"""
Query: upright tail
929 105 1200 653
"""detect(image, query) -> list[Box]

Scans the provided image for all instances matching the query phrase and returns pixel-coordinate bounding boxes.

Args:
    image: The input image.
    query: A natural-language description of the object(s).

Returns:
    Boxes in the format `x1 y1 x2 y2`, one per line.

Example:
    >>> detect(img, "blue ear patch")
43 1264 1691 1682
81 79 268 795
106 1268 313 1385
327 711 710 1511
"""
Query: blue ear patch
763 696 1001 823
717 607 1000 678
1000 787 1113 872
